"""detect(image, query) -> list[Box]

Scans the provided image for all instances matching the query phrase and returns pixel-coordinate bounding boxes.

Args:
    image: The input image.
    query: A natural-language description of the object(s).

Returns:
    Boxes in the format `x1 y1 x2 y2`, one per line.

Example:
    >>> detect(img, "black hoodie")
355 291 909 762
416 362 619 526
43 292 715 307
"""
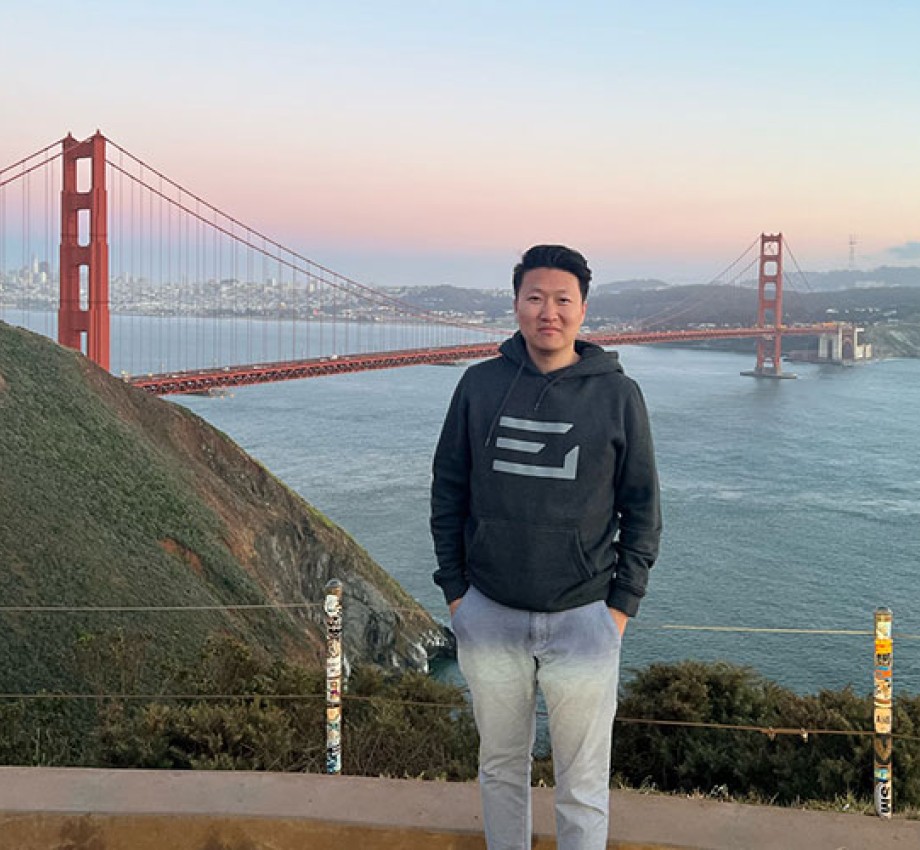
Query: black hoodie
431 332 661 617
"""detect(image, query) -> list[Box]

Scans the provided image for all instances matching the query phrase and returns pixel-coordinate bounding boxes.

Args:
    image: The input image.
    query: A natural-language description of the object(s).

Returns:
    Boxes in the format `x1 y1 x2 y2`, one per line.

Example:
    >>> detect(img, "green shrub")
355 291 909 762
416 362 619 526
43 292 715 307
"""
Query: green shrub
613 660 919 807
90 635 477 779
4 640 918 810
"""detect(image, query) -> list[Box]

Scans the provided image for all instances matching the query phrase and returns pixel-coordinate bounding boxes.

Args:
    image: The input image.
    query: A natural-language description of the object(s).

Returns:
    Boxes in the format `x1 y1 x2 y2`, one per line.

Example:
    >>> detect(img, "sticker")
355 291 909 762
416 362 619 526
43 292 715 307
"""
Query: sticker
874 678 892 704
874 709 892 735
874 735 892 764
875 782 892 818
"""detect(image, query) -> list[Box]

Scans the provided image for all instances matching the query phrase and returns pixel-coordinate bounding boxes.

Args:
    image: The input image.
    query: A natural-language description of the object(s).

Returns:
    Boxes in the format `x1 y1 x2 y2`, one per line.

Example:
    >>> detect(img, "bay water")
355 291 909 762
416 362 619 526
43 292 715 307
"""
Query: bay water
175 344 920 696
5 310 917 694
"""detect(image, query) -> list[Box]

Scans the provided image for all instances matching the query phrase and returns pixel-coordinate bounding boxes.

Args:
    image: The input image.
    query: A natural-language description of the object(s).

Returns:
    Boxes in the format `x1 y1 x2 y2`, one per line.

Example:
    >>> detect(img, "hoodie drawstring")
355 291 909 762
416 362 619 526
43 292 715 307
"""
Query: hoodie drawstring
484 358 526 447
533 372 568 411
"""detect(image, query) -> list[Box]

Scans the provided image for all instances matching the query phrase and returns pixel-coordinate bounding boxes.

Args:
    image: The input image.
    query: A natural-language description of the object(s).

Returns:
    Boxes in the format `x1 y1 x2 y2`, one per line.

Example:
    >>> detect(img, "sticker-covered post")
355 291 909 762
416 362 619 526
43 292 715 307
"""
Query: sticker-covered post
325 579 344 775
874 607 893 819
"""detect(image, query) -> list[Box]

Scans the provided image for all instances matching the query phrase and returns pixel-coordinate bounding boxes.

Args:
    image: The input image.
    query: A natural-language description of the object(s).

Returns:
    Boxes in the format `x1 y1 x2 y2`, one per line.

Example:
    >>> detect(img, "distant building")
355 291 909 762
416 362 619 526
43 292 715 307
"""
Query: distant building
818 324 872 362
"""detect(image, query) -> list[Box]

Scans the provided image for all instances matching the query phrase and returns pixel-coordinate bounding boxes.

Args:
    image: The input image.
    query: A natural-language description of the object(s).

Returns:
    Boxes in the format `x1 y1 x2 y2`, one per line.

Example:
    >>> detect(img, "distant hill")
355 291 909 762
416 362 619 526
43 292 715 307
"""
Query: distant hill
0 322 441 695
588 284 920 329
595 266 920 293
388 278 920 333
392 284 512 320
790 266 920 291
593 279 671 295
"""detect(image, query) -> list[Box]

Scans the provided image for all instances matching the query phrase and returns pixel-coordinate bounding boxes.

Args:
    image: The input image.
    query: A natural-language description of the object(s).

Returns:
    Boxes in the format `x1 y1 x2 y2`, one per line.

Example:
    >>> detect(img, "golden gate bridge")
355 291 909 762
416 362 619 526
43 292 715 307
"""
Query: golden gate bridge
0 132 841 395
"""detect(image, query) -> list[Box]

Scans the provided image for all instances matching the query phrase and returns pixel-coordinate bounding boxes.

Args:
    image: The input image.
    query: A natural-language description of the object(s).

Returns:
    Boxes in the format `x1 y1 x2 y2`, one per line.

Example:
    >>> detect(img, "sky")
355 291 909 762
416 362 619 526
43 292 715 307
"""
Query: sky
3 0 920 288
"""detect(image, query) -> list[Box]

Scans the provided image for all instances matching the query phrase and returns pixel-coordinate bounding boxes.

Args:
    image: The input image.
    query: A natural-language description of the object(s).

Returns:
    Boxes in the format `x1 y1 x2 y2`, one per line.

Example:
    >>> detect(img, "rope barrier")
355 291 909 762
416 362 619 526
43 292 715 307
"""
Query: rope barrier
1 589 917 784
656 624 869 634
0 602 320 613
2 689 918 744
2 605 918 642
647 624 920 641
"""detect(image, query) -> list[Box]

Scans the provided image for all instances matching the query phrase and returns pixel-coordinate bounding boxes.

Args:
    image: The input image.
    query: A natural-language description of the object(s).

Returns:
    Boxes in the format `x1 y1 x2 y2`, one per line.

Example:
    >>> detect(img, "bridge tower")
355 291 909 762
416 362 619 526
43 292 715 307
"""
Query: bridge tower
742 233 795 379
58 132 110 370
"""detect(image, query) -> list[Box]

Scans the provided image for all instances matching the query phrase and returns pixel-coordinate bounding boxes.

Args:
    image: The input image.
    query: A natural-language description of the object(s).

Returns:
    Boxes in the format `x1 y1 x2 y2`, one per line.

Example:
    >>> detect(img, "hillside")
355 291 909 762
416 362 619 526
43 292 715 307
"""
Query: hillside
868 322 920 358
0 321 442 695
390 278 920 331
792 265 920 291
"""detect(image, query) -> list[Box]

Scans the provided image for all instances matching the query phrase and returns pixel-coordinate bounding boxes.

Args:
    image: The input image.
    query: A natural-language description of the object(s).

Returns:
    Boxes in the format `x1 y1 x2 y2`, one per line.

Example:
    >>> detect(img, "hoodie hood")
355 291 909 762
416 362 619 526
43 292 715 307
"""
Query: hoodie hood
498 331 623 379
487 331 624 429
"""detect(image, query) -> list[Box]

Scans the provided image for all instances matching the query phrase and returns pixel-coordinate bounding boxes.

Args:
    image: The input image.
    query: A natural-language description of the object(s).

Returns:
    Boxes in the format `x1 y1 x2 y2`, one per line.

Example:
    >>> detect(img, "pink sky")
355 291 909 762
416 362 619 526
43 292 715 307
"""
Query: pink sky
3 2 920 287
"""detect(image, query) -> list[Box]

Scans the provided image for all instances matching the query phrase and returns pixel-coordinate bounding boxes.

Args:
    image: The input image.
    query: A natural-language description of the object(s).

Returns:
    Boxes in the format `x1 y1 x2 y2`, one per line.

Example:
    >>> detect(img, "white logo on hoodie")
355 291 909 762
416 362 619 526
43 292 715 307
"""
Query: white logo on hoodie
491 416 579 480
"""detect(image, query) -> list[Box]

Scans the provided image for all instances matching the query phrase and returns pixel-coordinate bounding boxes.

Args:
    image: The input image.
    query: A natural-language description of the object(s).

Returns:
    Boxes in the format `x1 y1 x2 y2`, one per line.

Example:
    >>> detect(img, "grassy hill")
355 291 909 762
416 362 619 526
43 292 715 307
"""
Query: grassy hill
865 322 920 358
0 321 440 696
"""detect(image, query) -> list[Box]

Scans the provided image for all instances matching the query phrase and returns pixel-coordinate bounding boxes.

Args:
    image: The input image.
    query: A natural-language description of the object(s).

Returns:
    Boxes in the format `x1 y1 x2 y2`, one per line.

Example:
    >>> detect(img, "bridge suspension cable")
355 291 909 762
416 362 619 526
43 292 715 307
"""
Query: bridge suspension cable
2 132 842 386
99 135 504 376
0 140 63 339
0 140 63 189
625 235 762 331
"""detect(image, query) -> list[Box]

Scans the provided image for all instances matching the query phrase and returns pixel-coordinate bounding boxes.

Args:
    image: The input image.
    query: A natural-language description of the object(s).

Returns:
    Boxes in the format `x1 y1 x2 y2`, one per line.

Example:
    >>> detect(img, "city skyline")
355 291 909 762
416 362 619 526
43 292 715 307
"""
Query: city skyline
3 1 919 288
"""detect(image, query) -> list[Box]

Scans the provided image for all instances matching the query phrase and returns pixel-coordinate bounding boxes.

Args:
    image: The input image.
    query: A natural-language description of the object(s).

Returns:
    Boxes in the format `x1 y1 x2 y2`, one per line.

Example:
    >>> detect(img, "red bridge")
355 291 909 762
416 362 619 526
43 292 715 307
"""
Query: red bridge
1 132 841 394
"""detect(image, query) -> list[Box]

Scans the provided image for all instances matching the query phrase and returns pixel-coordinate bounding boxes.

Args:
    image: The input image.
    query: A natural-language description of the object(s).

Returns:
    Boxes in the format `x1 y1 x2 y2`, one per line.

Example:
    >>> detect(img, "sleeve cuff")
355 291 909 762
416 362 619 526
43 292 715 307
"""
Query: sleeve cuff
607 586 641 618
440 579 470 607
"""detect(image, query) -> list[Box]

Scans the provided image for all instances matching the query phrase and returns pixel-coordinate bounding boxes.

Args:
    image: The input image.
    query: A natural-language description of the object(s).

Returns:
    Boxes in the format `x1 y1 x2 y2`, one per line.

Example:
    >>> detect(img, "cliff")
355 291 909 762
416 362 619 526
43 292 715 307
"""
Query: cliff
0 321 445 695
865 322 920 358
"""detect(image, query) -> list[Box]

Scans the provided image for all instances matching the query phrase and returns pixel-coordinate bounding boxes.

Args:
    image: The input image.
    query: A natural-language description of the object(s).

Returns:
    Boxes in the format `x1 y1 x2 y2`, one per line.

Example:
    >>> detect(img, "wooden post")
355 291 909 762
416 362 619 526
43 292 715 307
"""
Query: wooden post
324 579 344 775
873 607 893 818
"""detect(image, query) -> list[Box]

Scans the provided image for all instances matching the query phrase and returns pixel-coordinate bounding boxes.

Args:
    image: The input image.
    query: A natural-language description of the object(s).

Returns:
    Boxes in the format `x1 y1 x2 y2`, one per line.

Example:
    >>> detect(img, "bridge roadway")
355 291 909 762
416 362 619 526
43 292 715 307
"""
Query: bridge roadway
129 324 838 396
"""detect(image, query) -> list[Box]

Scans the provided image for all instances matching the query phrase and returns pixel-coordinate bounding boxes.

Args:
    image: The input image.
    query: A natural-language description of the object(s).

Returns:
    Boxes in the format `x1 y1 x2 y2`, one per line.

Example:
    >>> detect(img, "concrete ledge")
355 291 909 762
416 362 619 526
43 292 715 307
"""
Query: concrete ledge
1 767 919 850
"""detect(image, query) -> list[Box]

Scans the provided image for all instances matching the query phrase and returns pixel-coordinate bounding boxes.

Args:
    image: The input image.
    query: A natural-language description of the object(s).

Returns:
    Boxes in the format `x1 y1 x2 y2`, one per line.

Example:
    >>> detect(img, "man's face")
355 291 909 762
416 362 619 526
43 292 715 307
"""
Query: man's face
514 267 587 365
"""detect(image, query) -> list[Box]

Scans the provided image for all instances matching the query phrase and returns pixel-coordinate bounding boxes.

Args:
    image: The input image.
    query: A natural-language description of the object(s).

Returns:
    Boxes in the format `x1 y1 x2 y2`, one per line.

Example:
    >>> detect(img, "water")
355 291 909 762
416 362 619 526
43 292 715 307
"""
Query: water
174 346 920 696
6 311 919 693
0 309 495 376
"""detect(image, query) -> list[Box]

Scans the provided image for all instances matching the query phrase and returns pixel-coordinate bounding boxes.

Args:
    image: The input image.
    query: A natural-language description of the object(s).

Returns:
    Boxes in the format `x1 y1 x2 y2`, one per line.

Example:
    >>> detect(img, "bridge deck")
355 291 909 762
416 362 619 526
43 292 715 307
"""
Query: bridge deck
129 325 837 395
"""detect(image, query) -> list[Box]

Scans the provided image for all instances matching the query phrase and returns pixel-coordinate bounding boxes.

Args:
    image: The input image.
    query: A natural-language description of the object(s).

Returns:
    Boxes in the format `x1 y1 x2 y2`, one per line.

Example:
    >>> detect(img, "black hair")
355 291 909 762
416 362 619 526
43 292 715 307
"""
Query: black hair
512 244 592 300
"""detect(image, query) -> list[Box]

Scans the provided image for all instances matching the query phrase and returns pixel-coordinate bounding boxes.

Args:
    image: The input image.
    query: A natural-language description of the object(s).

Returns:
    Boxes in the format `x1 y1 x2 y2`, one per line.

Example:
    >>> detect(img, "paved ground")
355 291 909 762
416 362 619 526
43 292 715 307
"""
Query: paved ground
1 767 919 849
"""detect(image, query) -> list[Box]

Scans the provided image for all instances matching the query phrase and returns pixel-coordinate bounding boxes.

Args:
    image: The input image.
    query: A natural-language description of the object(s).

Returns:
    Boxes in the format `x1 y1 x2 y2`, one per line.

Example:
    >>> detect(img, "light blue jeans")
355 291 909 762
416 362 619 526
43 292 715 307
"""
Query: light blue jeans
452 585 622 850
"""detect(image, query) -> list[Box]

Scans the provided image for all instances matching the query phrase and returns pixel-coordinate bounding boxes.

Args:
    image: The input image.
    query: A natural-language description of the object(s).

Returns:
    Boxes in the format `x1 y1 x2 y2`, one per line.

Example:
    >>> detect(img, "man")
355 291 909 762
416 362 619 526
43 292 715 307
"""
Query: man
430 244 661 850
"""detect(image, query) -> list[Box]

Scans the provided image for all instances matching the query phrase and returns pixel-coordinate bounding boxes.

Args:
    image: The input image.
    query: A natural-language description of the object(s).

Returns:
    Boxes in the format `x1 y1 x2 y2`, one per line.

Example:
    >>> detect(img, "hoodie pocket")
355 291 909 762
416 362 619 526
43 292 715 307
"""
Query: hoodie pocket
467 518 594 610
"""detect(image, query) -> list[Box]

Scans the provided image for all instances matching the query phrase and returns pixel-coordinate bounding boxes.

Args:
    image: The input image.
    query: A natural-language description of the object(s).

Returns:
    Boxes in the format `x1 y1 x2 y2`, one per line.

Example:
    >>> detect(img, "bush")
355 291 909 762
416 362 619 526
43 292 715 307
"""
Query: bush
90 635 478 779
614 661 774 794
5 644 918 810
613 660 920 807
343 666 477 780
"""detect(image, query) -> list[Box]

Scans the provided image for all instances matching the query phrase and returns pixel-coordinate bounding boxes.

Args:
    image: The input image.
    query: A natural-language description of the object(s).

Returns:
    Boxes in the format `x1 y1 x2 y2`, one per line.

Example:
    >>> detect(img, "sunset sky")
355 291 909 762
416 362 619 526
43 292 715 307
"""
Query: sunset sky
3 1 919 287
